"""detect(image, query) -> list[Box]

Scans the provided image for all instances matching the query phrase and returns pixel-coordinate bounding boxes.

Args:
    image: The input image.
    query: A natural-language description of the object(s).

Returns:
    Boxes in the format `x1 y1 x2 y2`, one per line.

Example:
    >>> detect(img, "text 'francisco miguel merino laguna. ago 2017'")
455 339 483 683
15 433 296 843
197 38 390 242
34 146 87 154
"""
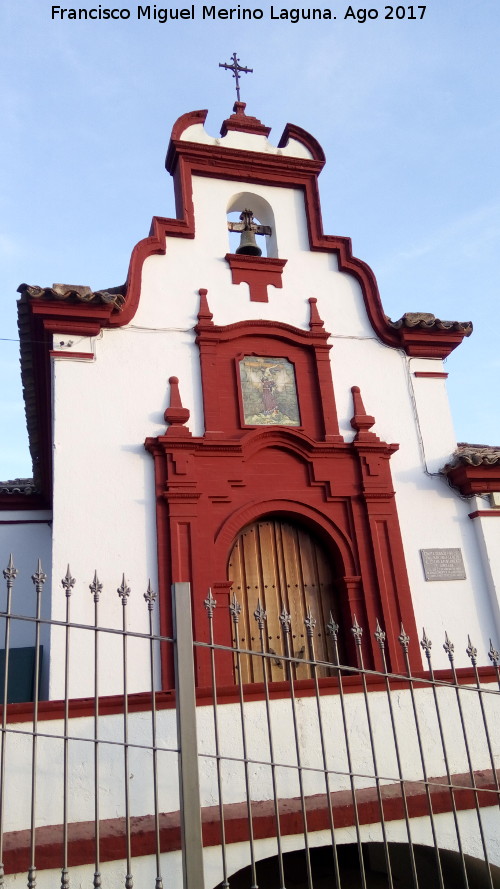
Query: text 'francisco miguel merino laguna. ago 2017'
51 5 427 22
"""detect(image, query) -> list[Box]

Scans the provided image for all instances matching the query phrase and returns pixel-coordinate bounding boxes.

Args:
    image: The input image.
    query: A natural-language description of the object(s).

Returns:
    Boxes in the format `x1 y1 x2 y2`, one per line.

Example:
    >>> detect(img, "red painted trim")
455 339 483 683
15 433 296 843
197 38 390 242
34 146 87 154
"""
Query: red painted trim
3 768 498 874
146 305 421 681
397 327 466 358
21 110 472 513
49 351 94 360
23 111 473 345
278 122 326 162
224 254 287 302
0 519 50 525
447 463 500 496
413 372 449 379
1 666 496 727
469 510 500 519
0 498 47 512
172 108 207 137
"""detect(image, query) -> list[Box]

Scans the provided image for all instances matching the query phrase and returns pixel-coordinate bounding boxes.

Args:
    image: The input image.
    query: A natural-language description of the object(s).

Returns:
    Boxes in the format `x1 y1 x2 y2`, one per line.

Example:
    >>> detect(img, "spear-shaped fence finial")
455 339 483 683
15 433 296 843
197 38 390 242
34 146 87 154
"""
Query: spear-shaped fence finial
398 622 410 652
465 634 477 665
420 627 432 658
61 565 76 597
230 592 242 623
144 579 157 611
117 574 131 604
2 553 17 585
89 570 102 603
443 630 454 662
253 598 267 629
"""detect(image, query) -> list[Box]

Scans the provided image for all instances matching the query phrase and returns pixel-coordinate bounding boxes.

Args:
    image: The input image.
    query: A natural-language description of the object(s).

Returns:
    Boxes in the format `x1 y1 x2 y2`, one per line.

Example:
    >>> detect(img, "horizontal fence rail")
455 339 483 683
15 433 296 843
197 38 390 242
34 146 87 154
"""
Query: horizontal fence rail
0 558 499 889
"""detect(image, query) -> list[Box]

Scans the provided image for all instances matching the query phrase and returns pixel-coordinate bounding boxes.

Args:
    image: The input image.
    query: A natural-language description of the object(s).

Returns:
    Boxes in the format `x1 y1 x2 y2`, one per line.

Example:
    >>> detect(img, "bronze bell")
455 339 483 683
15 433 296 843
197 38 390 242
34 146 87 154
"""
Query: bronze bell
236 227 262 256
228 208 271 256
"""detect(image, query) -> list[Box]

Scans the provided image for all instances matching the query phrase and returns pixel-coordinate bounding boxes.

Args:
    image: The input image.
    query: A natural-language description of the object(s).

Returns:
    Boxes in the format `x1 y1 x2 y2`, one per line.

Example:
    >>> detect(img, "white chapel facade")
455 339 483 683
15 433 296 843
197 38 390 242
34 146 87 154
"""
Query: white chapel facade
0 101 499 887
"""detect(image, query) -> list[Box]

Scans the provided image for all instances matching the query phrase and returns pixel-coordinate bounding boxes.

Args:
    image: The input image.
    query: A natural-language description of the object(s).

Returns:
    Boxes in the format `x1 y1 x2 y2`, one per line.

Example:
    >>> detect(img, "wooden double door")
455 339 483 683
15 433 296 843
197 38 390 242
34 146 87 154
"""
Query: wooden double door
228 518 345 682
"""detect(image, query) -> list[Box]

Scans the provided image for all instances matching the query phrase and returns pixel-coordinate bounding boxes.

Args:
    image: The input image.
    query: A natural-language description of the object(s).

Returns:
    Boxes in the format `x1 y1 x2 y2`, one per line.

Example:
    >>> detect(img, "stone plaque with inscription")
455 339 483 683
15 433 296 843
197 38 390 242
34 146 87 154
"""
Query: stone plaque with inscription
420 548 466 582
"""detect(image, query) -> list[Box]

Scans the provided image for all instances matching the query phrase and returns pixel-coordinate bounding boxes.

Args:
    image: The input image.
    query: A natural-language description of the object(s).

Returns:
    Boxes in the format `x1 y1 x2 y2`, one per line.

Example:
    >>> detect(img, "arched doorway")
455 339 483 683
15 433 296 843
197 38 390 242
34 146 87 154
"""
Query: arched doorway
216 843 500 889
227 516 348 682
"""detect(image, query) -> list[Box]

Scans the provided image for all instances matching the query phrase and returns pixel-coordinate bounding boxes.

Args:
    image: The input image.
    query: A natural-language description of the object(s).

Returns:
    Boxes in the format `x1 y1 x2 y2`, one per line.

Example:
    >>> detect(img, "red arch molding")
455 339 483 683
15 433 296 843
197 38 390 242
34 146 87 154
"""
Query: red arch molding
214 497 357 577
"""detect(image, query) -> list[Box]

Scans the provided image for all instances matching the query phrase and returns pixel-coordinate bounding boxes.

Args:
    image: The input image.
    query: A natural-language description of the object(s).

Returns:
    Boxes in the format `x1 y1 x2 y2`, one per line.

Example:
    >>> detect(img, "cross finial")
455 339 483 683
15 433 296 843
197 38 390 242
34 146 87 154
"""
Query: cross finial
219 53 253 102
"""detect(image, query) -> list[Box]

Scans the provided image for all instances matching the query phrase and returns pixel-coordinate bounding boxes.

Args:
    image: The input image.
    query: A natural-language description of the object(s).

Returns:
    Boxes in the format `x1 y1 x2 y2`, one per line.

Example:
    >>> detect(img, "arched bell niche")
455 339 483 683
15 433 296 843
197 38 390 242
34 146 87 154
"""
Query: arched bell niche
227 192 278 257
227 515 352 682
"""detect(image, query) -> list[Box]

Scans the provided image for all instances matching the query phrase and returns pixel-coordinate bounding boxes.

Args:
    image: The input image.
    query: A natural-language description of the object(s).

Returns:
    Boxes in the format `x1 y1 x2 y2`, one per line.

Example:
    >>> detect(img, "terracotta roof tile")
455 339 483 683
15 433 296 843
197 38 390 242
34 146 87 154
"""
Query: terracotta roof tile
443 443 500 471
388 312 472 336
0 478 39 495
17 282 126 310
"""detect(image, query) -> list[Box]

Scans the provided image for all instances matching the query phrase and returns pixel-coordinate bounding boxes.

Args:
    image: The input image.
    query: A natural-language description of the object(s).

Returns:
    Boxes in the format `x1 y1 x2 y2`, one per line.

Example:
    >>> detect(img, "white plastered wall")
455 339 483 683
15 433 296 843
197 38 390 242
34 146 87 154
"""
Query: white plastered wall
468 499 500 643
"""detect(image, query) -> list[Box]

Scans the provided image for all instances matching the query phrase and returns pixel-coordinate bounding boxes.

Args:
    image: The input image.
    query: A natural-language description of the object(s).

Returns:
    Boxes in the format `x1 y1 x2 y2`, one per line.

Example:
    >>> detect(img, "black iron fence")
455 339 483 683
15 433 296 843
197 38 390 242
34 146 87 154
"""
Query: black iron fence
0 557 499 888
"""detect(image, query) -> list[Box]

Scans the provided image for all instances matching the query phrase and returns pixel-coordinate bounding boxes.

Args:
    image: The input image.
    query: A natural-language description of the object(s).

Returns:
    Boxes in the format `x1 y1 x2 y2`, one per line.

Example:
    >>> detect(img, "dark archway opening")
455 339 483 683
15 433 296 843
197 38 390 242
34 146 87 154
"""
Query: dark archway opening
219 841 500 889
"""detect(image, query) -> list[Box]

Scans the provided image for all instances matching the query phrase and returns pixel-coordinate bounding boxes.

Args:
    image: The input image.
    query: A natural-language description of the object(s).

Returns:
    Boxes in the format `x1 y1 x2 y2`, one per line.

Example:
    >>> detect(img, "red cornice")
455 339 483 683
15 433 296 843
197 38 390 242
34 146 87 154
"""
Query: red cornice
469 510 500 519
446 463 500 496
0 495 46 512
195 314 331 346
413 371 449 379
397 326 467 359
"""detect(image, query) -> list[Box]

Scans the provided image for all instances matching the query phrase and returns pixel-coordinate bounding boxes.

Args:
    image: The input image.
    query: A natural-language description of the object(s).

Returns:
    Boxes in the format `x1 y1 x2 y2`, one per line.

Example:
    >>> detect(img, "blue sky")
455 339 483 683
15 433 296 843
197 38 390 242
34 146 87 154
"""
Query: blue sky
1 0 499 479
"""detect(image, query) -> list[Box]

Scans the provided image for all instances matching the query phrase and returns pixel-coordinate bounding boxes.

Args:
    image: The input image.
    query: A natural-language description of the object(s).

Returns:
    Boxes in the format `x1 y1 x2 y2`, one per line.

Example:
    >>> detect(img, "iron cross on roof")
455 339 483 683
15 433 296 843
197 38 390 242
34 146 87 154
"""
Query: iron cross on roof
219 53 253 102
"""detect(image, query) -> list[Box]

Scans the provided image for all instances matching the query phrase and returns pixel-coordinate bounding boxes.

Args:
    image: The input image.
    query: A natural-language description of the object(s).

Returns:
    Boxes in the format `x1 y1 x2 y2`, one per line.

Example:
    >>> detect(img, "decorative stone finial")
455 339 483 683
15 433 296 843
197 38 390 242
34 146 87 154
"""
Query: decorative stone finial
164 377 191 437
197 289 213 325
308 298 324 330
350 386 378 441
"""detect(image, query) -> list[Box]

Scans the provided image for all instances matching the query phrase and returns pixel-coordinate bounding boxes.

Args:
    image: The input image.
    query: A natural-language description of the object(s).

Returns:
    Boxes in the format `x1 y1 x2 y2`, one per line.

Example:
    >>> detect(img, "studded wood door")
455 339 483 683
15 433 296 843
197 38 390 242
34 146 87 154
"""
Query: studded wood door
228 518 343 682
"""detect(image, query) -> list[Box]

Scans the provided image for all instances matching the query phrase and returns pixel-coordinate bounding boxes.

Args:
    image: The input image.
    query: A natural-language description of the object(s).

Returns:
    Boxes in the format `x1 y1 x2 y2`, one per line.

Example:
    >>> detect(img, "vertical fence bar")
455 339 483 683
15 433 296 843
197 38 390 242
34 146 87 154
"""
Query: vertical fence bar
398 625 445 889
230 595 258 889
118 575 133 889
351 616 394 889
327 616 367 889
144 582 164 889
466 637 500 809
0 555 17 889
172 582 204 889
254 601 286 889
61 567 75 889
443 633 494 888
488 640 500 689
374 621 419 888
304 609 342 889
420 629 470 888
280 609 313 889
204 591 229 889
90 572 102 889
28 559 46 889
